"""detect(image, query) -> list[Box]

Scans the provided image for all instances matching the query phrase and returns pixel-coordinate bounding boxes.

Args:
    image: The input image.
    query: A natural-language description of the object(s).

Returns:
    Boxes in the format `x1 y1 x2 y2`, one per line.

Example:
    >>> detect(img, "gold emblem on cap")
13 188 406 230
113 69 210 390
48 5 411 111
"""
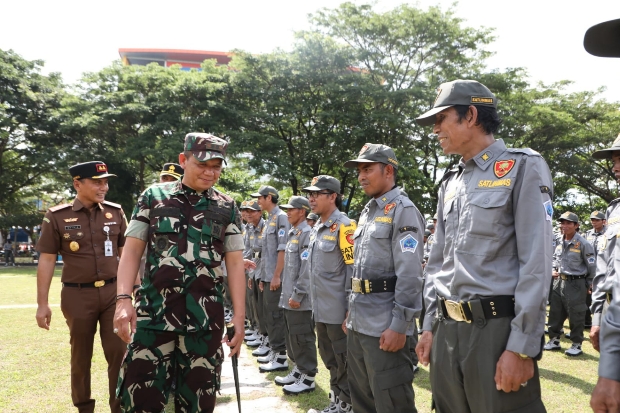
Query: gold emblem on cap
70 241 80 251
105 212 113 219
311 176 319 186
359 145 369 156
63 233 70 240
168 165 176 172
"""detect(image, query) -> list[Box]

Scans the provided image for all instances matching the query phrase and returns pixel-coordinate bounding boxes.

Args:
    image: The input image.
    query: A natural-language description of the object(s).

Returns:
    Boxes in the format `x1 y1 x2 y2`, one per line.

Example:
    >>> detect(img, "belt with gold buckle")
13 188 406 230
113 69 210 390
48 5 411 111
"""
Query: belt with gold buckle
352 278 370 294
62 277 117 288
441 298 472 323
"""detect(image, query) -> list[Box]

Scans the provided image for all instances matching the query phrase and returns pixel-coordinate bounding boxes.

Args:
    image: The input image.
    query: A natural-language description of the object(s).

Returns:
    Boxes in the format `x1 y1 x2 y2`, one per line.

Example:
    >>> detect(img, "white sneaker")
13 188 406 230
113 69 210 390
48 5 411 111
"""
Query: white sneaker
257 350 274 364
338 400 353 413
259 351 288 372
251 337 271 356
543 338 561 351
565 343 583 356
307 390 338 413
245 328 256 336
247 334 265 348
245 331 261 342
283 373 316 395
275 366 301 386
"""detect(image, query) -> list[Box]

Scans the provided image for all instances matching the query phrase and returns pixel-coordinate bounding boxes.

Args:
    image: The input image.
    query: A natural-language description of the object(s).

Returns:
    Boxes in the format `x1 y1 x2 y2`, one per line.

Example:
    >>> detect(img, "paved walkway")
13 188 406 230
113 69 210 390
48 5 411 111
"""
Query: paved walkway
215 345 295 413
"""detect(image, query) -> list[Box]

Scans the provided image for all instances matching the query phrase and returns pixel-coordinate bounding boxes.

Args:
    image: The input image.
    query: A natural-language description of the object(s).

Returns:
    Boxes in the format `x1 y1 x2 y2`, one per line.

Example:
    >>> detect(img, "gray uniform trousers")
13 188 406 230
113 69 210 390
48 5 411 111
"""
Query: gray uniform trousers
254 279 268 336
430 317 546 413
408 324 419 368
316 322 351 404
283 309 318 375
245 274 260 329
263 282 286 352
548 277 588 343
347 329 416 413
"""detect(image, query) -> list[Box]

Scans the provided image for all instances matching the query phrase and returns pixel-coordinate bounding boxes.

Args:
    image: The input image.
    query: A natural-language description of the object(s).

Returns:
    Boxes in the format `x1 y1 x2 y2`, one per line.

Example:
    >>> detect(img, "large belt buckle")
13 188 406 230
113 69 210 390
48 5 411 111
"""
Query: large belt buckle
94 280 105 288
352 278 362 294
444 300 470 323
560 274 568 281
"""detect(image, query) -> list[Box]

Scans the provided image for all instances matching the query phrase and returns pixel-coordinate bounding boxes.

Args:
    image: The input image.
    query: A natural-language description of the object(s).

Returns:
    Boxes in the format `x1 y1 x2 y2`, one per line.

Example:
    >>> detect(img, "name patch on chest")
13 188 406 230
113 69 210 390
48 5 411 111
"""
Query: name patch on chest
64 225 81 230
322 235 337 241
375 217 393 224
478 179 511 188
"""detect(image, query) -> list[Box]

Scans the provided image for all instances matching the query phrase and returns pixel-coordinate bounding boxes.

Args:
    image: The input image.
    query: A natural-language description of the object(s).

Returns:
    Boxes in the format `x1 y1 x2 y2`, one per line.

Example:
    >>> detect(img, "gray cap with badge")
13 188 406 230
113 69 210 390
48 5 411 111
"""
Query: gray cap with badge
592 133 620 159
415 79 497 127
307 212 319 221
251 185 279 198
303 175 341 193
558 211 579 223
590 210 606 220
343 143 399 170
281 196 311 211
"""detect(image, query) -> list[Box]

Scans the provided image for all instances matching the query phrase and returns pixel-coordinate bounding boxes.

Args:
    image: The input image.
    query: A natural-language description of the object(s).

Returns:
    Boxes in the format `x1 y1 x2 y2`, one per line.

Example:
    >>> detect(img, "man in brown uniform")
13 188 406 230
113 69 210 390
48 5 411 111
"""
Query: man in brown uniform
35 161 127 413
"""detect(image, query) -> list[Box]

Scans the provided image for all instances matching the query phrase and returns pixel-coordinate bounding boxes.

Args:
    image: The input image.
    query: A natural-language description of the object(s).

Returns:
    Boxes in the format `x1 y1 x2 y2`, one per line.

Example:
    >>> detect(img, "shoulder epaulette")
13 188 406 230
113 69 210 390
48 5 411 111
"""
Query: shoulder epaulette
49 203 72 212
609 198 620 206
103 200 122 209
337 212 352 226
505 147 540 156
398 195 414 208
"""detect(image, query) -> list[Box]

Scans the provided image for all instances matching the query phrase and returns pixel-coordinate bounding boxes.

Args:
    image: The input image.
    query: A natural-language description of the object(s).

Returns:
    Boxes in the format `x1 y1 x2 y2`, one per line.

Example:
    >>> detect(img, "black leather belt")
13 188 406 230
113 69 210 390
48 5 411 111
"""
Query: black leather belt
439 295 515 323
63 277 117 288
352 276 397 294
560 274 587 280
607 293 613 304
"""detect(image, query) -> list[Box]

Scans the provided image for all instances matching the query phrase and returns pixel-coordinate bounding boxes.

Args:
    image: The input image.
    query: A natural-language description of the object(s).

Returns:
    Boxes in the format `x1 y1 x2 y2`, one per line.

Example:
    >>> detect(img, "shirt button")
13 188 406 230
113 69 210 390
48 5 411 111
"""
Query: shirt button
464 179 469 184
92 231 95 234
94 244 97 247
484 198 490 204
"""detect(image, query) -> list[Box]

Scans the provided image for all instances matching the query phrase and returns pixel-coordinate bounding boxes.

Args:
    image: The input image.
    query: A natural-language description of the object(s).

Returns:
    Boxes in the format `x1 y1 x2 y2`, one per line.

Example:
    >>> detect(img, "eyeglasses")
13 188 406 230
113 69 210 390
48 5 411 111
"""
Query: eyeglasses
307 191 332 199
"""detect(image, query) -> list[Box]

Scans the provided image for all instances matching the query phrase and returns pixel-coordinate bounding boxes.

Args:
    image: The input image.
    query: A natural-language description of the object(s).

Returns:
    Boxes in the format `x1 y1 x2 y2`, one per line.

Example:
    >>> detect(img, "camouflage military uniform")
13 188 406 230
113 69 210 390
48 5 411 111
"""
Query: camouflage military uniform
117 180 243 412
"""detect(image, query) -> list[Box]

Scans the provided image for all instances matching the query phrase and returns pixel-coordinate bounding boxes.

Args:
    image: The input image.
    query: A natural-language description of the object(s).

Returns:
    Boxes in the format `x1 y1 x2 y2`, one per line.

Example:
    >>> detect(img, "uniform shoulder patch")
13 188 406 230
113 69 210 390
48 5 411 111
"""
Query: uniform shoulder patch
540 186 551 194
399 234 418 253
102 200 122 209
399 226 418 233
339 222 356 264
49 203 72 212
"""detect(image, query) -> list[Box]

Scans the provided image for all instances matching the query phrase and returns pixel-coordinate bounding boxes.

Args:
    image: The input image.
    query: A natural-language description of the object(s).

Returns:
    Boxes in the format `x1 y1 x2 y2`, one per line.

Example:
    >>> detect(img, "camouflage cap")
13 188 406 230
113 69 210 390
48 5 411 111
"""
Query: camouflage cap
69 161 117 180
343 143 399 170
416 80 497 127
303 175 341 193
244 200 261 211
558 211 579 223
251 185 279 198
281 196 311 211
307 212 319 221
584 18 620 58
592 133 620 159
184 132 228 164
160 162 183 179
590 210 606 220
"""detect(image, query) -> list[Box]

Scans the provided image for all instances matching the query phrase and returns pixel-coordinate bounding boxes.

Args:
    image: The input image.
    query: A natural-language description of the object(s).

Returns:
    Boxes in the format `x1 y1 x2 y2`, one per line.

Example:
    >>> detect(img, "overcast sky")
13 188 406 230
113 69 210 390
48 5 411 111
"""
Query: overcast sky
2 0 619 101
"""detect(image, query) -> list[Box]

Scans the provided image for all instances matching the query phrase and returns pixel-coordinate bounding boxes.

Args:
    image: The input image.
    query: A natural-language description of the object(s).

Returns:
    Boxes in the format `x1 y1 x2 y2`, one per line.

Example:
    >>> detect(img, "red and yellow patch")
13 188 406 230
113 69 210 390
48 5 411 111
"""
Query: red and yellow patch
311 176 319 186
330 223 338 233
96 163 107 172
494 159 515 178
384 203 396 215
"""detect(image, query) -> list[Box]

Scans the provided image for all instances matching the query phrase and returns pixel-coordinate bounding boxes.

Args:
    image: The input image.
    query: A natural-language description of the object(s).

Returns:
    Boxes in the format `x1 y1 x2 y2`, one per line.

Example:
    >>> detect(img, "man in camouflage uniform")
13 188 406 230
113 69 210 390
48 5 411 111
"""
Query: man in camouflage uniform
113 133 247 413
545 212 596 356
344 144 424 413
251 185 290 371
303 175 356 413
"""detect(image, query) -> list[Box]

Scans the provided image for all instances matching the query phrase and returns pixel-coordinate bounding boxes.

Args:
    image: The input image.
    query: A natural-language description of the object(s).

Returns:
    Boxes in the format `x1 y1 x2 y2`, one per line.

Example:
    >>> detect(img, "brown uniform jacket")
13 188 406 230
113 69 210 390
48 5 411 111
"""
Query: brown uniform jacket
36 198 127 283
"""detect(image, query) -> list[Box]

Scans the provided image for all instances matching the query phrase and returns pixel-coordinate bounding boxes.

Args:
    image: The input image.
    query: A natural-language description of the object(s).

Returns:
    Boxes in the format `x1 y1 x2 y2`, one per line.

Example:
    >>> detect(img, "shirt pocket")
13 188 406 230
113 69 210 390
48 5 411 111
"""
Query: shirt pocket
368 223 392 259
200 220 225 266
150 218 179 257
466 190 512 239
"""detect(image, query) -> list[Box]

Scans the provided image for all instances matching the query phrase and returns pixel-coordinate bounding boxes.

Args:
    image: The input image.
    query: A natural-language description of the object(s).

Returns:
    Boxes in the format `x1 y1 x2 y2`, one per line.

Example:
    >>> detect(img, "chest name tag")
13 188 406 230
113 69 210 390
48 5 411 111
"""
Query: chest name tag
65 225 81 230
104 240 113 257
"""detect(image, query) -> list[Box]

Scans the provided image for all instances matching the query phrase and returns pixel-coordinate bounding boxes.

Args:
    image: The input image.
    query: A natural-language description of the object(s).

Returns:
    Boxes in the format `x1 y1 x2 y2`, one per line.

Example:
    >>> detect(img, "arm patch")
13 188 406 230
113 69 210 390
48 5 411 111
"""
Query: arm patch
399 226 418 233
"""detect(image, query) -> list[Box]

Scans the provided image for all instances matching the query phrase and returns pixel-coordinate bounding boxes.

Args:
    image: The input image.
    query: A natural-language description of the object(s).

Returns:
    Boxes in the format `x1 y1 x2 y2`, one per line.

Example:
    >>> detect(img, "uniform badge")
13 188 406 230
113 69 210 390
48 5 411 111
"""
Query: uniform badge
384 203 396 215
105 212 113 219
494 159 515 178
43 217 50 223
359 145 369 156
64 218 78 222
300 250 309 260
63 233 70 239
311 176 319 186
480 152 491 162
574 241 580 248
296 229 302 236
399 234 418 253
330 223 338 233
69 241 79 251
77 232 83 237
278 228 285 237
543 200 553 222
588 256 596 265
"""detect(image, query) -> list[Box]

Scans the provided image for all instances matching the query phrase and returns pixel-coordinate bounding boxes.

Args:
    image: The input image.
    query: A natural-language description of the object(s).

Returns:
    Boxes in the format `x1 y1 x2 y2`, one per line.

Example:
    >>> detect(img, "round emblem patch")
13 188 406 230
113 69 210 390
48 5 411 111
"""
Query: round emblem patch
69 241 80 252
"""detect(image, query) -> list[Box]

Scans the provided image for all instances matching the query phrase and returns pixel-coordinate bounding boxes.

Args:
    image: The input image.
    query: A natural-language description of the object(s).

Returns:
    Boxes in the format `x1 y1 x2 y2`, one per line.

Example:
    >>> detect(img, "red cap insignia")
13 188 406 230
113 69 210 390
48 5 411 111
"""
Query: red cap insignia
384 203 396 215
493 159 515 178
96 164 107 172
311 176 319 186
359 145 369 156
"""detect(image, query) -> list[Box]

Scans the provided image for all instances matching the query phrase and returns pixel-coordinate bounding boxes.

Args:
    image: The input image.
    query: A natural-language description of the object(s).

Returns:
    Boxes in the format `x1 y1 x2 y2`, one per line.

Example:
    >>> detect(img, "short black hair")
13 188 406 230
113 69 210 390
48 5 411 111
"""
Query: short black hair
454 105 502 135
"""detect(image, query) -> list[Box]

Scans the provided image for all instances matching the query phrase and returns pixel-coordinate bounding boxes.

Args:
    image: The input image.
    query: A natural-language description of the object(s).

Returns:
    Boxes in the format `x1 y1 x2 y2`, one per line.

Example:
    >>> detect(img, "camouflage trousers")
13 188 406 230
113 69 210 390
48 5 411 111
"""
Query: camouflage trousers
117 328 223 413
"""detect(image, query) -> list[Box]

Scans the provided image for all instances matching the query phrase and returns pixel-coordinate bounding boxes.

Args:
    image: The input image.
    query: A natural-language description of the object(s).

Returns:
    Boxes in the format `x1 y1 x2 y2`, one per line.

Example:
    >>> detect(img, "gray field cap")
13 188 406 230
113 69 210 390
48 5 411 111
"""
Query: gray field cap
592 134 620 159
416 80 497 127
558 211 579 223
307 212 319 221
590 210 606 220
343 143 399 170
251 185 279 198
281 196 311 211
241 199 261 211
584 18 620 58
303 175 341 193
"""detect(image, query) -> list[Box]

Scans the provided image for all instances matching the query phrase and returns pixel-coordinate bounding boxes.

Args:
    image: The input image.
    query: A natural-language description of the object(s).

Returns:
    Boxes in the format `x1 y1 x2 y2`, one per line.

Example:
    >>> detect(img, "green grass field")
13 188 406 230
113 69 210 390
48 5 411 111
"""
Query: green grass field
0 267 598 412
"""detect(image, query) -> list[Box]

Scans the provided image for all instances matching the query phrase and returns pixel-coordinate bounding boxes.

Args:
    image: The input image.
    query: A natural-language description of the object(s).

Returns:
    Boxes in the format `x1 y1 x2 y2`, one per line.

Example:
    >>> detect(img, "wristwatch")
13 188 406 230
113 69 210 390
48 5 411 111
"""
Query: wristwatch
511 351 530 360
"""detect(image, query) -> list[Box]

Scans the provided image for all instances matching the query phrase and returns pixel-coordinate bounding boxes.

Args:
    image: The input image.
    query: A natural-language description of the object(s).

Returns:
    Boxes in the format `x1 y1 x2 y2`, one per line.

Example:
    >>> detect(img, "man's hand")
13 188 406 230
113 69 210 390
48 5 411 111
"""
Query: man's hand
591 325 601 352
416 331 433 366
552 270 559 278
342 311 349 334
288 298 301 309
247 277 253 290
379 328 406 352
270 275 281 290
591 376 620 412
35 304 52 330
494 351 534 393
113 299 137 344
259 281 264 292
223 314 246 358
243 259 257 271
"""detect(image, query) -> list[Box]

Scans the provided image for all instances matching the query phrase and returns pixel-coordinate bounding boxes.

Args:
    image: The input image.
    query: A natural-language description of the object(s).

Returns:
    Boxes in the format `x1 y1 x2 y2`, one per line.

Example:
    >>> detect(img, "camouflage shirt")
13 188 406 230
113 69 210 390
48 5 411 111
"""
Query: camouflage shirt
126 181 243 333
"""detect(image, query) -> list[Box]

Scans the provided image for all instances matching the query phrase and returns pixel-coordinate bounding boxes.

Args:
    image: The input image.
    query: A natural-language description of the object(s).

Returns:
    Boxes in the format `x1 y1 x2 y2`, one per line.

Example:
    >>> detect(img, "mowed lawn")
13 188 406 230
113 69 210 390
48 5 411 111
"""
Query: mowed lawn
0 266 599 412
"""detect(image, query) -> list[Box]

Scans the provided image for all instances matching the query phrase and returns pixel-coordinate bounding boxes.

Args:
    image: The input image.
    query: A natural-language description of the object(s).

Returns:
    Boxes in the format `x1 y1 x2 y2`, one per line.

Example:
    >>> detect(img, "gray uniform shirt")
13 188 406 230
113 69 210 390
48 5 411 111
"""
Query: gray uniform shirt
244 218 264 280
424 233 435 263
599 234 620 381
423 139 554 358
307 209 354 324
552 233 596 280
347 187 425 337
261 206 289 283
586 226 608 256
279 221 311 311
592 200 620 325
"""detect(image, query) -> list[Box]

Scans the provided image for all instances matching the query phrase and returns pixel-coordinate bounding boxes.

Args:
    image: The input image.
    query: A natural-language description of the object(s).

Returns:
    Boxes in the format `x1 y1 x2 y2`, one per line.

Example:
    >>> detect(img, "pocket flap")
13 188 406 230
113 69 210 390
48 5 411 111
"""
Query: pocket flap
370 224 392 239
468 191 510 209
376 363 414 390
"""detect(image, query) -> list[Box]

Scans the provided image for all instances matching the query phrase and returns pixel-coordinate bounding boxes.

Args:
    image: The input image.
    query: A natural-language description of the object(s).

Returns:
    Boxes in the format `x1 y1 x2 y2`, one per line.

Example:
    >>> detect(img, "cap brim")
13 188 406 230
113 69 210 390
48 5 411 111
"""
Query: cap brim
343 159 376 168
280 204 294 209
302 185 322 191
558 218 578 223
584 18 620 57
415 105 454 126
250 192 262 197
160 172 182 178
91 173 117 179
192 151 227 164
592 147 620 159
